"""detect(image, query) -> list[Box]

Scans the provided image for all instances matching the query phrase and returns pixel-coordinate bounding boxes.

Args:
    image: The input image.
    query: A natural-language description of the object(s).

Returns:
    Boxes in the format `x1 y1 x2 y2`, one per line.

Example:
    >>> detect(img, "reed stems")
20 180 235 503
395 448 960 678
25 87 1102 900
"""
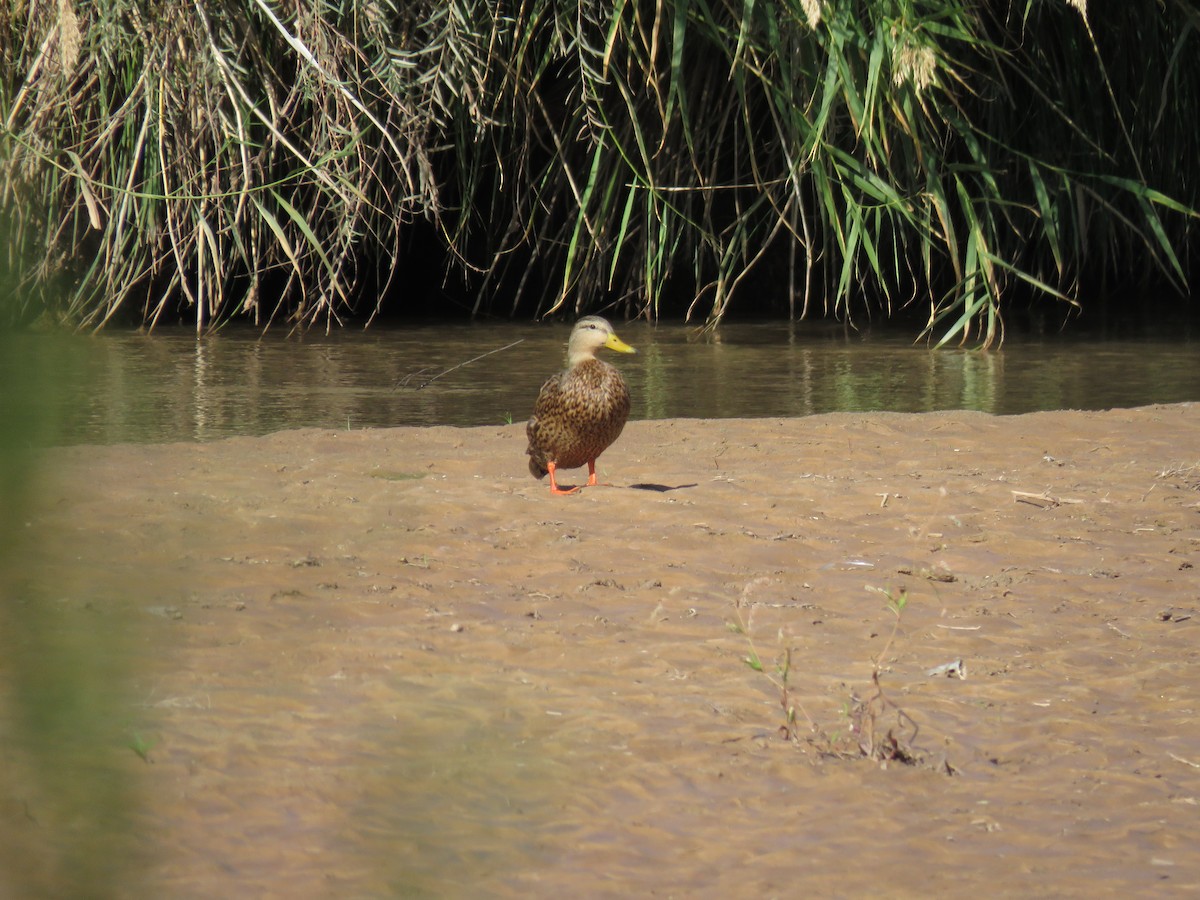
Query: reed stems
1 0 1196 343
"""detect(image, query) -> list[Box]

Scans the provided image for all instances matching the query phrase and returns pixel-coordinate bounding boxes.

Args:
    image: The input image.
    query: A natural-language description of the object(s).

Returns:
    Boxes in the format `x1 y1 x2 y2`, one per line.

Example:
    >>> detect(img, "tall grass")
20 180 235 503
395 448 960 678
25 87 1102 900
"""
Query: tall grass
1 0 1196 343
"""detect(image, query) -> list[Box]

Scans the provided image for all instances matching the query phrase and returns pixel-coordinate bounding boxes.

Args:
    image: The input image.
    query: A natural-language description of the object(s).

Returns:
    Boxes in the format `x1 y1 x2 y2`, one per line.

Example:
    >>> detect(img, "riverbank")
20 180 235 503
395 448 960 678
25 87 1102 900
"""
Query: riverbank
8 405 1200 896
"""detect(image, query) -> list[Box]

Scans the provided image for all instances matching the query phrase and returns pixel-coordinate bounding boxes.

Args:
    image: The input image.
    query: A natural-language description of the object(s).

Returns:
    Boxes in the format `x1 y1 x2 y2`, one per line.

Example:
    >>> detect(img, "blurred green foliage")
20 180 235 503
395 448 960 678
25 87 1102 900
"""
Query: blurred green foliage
1 238 142 897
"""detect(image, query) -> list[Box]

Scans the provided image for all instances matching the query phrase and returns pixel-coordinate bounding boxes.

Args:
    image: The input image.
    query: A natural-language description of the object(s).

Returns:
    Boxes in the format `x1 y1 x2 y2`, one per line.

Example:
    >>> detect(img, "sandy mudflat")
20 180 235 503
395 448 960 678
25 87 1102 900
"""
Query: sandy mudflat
6 405 1200 897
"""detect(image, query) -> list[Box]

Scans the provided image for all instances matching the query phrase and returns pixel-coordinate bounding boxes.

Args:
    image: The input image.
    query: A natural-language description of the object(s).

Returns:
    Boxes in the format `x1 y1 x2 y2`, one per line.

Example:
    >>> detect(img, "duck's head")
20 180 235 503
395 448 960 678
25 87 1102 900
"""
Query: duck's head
567 316 636 367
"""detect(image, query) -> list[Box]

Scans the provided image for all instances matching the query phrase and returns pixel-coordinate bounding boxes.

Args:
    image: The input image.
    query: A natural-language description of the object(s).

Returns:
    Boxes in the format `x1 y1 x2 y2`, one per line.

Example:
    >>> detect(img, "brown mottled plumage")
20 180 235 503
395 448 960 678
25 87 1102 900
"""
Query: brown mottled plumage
526 316 636 495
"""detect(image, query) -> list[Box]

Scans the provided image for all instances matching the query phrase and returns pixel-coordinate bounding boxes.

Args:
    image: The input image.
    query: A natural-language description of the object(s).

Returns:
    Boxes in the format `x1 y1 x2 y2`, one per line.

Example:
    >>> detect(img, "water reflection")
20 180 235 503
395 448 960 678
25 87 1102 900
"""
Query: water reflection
38 321 1200 445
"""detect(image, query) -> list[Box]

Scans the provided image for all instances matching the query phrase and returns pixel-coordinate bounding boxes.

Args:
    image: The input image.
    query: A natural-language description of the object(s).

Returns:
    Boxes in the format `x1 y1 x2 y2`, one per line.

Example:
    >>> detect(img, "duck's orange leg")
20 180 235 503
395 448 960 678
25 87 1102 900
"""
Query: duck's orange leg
547 461 580 495
585 460 599 486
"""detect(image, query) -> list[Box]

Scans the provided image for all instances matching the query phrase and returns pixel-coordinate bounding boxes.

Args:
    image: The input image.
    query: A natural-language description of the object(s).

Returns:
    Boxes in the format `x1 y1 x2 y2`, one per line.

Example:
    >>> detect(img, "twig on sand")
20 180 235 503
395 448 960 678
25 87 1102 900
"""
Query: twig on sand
1012 489 1083 508
396 339 525 390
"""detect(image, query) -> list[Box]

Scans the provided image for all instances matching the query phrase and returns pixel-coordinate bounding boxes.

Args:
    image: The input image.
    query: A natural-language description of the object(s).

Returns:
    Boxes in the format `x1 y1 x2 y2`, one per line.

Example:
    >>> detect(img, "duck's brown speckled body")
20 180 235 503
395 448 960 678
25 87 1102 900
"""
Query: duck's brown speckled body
526 316 635 495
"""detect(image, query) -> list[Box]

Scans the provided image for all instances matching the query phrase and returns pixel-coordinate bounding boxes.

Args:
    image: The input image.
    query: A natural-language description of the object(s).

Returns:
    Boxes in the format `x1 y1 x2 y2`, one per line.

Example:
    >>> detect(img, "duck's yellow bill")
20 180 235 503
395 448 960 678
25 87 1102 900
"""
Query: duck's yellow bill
605 334 636 354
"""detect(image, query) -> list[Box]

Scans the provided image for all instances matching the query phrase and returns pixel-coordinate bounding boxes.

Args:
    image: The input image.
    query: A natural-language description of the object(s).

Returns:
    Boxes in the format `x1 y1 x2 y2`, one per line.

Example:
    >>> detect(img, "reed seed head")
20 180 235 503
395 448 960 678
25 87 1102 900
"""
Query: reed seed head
802 0 823 30
891 34 937 92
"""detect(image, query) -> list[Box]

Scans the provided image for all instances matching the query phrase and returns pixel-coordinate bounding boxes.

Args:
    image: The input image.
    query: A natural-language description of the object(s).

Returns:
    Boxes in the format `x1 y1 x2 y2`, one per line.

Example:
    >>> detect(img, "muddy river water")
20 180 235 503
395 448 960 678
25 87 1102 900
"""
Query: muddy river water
40 320 1200 444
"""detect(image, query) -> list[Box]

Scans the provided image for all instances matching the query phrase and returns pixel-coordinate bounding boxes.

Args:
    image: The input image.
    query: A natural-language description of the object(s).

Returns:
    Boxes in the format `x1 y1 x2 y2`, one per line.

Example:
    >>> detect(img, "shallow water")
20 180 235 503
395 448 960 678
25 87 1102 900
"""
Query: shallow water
17 320 1200 444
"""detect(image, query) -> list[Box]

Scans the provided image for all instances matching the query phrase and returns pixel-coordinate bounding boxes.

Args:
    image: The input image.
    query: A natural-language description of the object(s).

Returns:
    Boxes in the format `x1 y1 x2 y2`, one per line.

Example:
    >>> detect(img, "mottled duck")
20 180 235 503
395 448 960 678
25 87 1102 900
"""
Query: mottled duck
526 316 636 495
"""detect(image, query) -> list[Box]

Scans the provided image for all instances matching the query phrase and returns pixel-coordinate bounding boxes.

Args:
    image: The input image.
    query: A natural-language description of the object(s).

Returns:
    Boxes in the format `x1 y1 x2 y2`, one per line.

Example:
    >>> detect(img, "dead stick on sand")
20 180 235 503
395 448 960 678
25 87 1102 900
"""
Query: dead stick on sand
396 339 525 390
1011 490 1083 508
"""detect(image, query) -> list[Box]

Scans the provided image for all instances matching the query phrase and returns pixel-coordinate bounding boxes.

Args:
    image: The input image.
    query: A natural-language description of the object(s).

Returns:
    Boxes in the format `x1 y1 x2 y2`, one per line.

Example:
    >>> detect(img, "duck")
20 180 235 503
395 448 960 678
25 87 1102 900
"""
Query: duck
526 316 636 495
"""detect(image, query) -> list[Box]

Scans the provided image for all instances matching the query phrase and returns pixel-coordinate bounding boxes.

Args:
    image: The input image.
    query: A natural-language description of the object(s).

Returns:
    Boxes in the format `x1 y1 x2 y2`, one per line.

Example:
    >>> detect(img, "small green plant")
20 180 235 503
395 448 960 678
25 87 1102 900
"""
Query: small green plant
732 581 942 770
847 587 923 765
128 733 156 763
870 586 908 671
730 579 815 743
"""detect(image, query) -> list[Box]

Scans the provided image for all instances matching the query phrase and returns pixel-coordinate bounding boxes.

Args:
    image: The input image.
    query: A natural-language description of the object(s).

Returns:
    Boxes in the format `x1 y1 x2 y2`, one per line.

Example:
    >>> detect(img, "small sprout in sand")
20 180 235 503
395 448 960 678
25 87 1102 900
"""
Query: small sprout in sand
847 587 933 768
731 579 950 772
129 733 157 763
730 578 815 742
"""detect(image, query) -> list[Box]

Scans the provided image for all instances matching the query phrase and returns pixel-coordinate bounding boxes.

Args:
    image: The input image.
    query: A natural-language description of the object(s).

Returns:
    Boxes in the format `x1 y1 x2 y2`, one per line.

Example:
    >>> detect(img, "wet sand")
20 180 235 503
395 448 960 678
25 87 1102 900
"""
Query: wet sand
7 405 1200 897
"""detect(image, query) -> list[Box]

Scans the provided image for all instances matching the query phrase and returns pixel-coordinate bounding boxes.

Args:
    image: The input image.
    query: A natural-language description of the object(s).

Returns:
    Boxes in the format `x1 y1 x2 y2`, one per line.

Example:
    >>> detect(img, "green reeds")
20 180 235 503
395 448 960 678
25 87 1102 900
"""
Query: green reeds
1 1 1196 342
